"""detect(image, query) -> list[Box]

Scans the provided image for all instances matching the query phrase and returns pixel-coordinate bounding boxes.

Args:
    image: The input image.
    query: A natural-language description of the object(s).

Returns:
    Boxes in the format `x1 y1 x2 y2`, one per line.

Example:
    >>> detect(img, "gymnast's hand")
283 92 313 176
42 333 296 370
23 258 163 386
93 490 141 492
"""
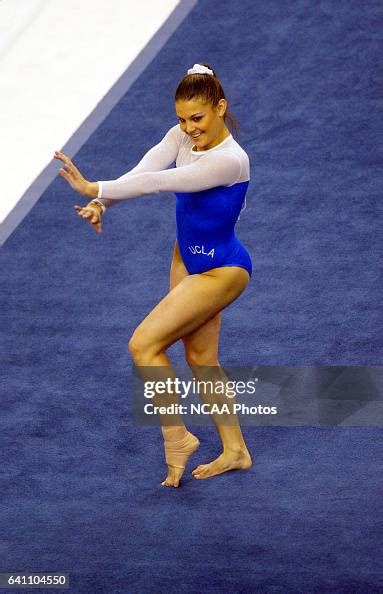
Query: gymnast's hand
54 150 101 231
73 202 103 233
54 150 88 193
54 150 98 198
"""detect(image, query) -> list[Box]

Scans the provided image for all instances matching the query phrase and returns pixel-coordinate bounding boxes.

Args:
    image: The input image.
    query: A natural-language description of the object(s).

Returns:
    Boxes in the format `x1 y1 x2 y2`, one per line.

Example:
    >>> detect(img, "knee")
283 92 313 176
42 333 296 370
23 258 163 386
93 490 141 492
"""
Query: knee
128 328 153 365
185 347 219 368
128 330 141 362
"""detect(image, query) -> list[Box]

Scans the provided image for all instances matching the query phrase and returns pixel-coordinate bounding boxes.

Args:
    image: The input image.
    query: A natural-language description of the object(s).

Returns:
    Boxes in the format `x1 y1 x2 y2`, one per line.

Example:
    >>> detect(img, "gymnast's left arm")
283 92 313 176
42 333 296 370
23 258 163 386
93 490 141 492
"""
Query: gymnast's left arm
96 151 242 201
54 124 182 206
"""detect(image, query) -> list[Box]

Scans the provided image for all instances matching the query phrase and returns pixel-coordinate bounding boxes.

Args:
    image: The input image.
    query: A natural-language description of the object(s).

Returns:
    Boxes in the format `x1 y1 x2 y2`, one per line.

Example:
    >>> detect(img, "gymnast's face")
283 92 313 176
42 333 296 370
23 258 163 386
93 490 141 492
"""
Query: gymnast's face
175 97 229 151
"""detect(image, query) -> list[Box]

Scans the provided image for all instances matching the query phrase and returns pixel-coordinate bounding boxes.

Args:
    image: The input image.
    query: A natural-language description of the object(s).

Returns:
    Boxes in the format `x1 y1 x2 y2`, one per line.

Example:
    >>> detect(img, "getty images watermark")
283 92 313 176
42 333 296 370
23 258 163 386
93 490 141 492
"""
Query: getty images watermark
130 366 383 426
130 367 280 426
142 377 277 417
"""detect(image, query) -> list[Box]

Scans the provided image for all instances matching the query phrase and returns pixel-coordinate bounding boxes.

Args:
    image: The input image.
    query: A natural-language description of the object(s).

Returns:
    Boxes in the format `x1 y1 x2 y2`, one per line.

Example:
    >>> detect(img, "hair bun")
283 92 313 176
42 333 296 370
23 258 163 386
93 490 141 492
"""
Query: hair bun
187 63 215 77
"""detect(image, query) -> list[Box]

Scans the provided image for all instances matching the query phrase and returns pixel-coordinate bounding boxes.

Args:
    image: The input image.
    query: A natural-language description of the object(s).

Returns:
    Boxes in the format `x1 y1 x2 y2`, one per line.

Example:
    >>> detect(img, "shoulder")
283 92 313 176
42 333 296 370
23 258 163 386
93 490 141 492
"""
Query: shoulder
227 137 250 167
204 139 250 182
228 138 250 182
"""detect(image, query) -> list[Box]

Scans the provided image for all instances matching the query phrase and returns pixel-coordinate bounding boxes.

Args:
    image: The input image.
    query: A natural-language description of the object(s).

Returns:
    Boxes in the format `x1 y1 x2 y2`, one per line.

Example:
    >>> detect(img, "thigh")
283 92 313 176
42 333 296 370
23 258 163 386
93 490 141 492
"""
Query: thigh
170 241 221 358
169 240 188 291
137 245 249 353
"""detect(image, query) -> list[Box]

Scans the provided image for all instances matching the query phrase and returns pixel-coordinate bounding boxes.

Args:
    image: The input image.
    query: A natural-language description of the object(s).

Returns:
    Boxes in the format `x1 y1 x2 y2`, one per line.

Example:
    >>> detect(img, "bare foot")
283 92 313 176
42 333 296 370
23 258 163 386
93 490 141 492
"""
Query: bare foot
162 432 200 488
192 448 252 480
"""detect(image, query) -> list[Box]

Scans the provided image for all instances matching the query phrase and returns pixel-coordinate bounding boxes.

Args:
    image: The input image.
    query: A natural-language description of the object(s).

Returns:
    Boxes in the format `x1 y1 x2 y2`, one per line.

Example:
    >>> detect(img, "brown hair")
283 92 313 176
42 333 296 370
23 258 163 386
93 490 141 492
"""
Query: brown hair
174 63 238 136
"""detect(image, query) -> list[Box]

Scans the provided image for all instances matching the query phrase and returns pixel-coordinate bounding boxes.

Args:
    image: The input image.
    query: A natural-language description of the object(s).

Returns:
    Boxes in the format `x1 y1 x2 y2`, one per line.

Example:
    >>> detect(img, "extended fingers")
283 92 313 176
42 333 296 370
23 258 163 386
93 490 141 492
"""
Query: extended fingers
58 167 70 179
56 155 73 180
54 150 71 165
54 151 76 174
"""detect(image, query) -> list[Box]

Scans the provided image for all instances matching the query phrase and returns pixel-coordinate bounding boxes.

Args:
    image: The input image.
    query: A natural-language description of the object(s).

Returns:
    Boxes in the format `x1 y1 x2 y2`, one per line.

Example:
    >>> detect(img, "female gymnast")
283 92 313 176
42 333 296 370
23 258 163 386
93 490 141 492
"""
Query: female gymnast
55 63 253 488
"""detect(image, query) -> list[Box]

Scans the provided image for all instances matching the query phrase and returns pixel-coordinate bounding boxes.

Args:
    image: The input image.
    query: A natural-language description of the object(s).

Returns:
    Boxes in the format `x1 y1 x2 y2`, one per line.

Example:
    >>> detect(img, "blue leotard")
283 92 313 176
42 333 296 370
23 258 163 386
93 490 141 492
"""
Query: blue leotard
96 125 252 276
175 182 251 275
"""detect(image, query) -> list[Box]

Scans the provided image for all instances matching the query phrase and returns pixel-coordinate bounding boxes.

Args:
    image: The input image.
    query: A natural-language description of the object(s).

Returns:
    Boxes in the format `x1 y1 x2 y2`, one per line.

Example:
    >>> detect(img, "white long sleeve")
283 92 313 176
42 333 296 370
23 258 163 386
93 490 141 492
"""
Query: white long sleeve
98 149 242 201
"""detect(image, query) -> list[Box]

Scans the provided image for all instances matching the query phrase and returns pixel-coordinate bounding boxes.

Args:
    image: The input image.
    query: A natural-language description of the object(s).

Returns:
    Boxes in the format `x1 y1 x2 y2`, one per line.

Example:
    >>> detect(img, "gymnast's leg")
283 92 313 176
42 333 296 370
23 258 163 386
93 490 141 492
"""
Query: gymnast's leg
169 245 252 479
182 322 252 479
128 242 250 487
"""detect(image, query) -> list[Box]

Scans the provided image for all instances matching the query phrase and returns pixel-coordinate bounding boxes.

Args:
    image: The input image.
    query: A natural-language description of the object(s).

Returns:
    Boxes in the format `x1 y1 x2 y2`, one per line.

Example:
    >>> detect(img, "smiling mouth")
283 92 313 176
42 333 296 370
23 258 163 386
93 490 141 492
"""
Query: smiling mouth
191 133 202 138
